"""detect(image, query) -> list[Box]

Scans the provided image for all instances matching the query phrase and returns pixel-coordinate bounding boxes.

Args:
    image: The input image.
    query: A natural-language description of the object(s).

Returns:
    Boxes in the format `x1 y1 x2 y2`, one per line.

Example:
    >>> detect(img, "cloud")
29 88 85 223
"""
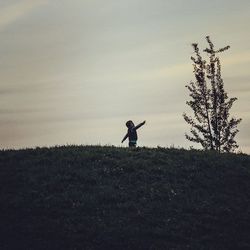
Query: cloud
0 0 48 31
223 51 250 66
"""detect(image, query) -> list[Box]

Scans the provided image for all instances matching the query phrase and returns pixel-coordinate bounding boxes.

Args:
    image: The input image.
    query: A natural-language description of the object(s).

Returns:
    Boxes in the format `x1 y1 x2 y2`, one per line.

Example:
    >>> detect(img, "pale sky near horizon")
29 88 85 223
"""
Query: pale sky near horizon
0 0 250 153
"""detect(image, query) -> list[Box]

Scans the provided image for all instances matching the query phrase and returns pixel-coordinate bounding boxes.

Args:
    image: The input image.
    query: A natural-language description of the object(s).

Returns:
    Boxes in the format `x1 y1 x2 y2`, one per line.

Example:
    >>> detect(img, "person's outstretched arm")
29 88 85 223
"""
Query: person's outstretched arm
134 120 146 130
121 133 128 143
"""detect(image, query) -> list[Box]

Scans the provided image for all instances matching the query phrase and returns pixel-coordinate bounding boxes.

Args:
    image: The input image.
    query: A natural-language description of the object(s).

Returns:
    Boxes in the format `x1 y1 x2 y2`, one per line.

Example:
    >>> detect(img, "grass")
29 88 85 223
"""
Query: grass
0 145 250 249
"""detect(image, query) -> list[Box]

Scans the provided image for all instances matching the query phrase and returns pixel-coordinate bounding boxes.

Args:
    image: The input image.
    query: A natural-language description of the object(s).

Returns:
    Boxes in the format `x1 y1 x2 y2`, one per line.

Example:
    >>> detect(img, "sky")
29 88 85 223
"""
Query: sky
0 0 250 153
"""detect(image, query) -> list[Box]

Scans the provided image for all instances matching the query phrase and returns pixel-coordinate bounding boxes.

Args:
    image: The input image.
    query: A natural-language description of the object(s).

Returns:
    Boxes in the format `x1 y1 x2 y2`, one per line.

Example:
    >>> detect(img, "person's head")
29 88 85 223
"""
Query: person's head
126 120 134 128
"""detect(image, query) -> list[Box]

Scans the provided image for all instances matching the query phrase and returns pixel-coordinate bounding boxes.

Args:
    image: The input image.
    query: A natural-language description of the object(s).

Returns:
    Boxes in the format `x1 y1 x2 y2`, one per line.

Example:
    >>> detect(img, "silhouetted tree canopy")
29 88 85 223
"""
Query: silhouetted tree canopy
183 36 242 153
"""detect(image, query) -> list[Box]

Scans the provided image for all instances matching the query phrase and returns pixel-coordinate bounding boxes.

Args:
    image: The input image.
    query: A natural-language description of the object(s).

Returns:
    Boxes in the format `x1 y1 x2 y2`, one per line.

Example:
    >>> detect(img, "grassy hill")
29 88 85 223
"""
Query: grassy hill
0 145 250 250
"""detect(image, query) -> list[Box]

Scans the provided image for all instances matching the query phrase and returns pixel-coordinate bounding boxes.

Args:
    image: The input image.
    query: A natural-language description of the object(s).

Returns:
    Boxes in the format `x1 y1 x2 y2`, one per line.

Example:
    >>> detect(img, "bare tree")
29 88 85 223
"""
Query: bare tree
183 36 242 152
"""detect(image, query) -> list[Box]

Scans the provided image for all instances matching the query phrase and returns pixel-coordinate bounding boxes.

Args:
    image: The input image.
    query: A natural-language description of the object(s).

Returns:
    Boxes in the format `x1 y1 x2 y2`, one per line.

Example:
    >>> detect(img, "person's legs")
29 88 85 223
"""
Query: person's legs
129 141 137 147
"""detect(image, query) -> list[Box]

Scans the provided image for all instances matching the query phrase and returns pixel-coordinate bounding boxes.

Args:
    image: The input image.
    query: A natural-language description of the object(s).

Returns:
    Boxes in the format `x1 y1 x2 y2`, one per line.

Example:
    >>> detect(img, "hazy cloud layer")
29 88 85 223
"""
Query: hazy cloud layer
0 0 48 31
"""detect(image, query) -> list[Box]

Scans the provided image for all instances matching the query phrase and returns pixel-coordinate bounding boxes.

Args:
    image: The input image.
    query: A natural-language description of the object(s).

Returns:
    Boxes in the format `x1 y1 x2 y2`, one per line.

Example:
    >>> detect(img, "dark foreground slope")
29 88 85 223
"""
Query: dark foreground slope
0 146 250 250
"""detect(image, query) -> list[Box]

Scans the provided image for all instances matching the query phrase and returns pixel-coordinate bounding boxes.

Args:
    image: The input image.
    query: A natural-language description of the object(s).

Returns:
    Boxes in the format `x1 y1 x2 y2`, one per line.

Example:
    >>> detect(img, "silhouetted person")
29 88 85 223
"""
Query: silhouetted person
121 120 146 147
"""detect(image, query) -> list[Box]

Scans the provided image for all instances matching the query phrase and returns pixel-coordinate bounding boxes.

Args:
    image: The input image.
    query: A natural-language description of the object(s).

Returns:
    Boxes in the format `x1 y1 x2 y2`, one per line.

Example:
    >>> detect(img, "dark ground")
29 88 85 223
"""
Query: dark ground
0 145 250 250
